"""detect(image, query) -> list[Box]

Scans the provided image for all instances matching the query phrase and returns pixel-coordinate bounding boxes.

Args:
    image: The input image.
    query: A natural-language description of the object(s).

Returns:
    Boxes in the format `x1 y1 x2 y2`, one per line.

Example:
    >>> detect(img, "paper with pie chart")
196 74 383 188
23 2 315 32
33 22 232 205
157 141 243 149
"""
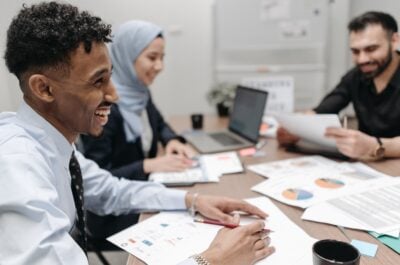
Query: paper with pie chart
282 188 314 200
251 156 390 208
314 178 345 189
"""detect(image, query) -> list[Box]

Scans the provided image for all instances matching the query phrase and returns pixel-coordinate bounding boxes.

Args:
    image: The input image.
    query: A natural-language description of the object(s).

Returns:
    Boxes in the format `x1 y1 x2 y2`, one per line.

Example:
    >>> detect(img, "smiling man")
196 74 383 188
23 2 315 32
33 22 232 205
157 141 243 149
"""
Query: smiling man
278 11 400 160
0 2 274 265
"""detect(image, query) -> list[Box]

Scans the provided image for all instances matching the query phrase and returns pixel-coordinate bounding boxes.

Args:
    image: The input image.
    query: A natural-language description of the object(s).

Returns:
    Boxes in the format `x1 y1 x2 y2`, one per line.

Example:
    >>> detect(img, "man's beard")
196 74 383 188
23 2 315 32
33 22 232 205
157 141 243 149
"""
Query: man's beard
358 46 393 79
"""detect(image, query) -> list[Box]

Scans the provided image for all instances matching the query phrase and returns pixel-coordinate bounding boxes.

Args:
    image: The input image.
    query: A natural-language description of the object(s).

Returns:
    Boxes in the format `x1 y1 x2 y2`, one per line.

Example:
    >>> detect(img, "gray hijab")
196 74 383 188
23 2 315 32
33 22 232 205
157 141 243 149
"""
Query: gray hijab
109 20 162 142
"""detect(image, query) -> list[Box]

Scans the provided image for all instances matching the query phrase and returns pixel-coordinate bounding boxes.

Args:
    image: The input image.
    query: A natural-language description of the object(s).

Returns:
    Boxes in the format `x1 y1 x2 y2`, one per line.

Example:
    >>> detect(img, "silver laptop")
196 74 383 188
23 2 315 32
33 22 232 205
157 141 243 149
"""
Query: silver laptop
185 86 268 153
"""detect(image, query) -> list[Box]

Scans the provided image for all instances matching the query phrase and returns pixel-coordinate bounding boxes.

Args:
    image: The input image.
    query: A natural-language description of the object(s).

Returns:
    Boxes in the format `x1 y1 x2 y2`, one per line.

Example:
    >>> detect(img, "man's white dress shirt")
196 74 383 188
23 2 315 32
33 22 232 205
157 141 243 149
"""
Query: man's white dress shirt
0 102 198 265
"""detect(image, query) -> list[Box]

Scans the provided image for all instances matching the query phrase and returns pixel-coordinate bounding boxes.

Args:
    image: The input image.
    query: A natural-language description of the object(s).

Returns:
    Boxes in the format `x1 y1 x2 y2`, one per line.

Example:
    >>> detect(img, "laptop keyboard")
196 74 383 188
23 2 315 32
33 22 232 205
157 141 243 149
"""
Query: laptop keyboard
209 132 243 146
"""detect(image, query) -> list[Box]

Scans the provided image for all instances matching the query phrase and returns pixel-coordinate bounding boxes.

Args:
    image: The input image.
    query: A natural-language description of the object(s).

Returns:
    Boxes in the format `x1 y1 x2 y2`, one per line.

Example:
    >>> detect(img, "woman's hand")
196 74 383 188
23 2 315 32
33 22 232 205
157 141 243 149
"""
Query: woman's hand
165 139 196 158
143 154 193 173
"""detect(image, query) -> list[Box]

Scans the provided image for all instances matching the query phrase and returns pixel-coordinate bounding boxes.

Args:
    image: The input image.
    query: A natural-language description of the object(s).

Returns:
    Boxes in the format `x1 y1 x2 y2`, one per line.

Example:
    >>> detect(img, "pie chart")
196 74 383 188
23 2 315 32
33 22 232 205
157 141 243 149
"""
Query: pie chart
282 188 313 200
315 178 345 189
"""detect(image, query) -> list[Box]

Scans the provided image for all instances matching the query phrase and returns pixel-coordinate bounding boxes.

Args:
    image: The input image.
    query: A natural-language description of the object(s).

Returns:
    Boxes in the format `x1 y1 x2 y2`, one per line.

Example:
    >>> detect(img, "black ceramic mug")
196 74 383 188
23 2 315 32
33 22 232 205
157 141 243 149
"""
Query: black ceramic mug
313 239 360 265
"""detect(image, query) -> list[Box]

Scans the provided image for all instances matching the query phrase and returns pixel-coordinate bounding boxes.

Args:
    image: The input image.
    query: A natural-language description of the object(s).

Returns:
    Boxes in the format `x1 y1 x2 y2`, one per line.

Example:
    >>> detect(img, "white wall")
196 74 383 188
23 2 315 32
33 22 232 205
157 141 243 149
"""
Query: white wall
0 0 215 115
349 0 400 56
1 0 399 114
0 2 24 111
350 0 400 30
325 0 350 92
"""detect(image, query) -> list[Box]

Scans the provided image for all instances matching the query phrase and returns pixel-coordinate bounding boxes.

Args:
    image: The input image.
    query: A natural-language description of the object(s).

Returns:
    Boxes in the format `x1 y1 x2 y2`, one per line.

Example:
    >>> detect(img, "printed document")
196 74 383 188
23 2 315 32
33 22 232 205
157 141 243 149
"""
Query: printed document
302 177 400 235
149 168 219 185
274 113 341 150
107 197 316 265
248 155 341 179
250 156 389 208
149 151 242 185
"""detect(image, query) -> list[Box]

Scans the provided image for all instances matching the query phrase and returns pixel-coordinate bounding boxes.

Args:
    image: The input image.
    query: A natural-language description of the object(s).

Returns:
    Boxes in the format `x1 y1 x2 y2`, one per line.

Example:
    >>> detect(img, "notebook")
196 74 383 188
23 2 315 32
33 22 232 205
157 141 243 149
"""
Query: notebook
184 86 268 153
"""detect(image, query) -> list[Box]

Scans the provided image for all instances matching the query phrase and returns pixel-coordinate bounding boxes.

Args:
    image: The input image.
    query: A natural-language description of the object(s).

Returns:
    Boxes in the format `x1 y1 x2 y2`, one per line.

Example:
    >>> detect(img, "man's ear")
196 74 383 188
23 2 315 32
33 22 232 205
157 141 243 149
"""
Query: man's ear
391 32 400 52
28 74 55 103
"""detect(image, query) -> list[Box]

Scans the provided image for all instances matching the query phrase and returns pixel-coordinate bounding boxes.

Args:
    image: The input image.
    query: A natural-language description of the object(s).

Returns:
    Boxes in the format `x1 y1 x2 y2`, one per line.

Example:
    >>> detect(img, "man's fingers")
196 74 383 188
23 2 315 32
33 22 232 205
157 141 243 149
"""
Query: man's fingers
232 213 240 225
214 212 239 225
203 205 236 224
254 238 266 250
210 199 267 222
245 204 268 219
325 127 350 138
241 221 266 234
230 201 268 219
254 246 276 262
277 127 300 145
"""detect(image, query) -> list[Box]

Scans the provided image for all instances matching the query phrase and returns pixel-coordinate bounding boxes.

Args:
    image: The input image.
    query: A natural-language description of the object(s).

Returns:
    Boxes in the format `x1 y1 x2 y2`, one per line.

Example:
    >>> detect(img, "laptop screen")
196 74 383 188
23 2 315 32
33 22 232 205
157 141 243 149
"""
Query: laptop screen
228 86 268 142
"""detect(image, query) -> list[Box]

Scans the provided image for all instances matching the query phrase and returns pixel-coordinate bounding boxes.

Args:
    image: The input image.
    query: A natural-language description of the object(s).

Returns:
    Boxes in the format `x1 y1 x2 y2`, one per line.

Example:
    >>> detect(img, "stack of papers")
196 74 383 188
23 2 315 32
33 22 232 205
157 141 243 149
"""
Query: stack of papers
250 156 388 208
249 156 400 241
107 197 316 265
302 177 400 236
149 151 243 185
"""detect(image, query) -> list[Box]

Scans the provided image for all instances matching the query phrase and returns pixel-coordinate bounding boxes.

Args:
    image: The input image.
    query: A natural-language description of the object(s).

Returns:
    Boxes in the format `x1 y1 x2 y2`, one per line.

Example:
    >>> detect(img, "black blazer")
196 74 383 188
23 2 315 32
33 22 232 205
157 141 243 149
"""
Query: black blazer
81 96 183 238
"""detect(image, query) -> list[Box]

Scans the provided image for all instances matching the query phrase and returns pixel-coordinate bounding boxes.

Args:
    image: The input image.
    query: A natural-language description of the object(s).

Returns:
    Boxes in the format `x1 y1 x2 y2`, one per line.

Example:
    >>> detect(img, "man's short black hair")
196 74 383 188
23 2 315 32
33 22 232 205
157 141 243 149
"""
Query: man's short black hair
4 1 112 83
348 11 398 35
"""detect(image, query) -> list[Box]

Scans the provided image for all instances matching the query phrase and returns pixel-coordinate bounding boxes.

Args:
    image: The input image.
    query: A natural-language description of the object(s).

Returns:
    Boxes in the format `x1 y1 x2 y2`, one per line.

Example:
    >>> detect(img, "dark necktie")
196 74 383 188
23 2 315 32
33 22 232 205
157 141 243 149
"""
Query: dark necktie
69 151 87 254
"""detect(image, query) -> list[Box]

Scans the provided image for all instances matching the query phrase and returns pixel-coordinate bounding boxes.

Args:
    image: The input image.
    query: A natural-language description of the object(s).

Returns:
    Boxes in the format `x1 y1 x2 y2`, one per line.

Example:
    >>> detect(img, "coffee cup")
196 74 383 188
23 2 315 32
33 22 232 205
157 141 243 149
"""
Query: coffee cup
313 239 360 265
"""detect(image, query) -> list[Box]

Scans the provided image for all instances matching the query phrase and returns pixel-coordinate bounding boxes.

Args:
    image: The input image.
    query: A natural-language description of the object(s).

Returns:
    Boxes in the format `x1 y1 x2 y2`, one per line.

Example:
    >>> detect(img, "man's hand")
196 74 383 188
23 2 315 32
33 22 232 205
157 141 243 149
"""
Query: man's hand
143 154 193 173
201 216 275 265
165 139 196 158
325 127 376 159
276 127 300 146
276 110 315 146
185 194 268 223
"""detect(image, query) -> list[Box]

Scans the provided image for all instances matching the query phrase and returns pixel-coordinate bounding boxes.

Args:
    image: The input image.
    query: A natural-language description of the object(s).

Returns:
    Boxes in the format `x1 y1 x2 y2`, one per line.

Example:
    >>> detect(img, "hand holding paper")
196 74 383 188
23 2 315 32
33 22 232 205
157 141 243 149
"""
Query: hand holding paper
276 126 300 146
275 113 342 150
325 127 377 159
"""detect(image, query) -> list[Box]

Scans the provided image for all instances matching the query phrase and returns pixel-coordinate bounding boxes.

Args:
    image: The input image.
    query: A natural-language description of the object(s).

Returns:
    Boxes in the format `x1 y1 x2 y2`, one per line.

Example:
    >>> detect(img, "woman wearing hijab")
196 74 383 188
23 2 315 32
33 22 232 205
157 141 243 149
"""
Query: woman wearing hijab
81 20 195 240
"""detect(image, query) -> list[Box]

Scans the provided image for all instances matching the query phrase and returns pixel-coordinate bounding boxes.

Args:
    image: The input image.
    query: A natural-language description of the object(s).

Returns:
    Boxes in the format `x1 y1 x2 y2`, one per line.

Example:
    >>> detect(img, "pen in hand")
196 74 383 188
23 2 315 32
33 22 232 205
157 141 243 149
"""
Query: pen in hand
193 217 274 233
343 115 348 129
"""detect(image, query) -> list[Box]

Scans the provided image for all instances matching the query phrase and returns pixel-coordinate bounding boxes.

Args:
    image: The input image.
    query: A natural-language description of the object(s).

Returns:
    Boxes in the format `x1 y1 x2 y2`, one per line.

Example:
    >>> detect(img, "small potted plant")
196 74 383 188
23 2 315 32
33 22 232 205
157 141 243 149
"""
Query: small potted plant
207 82 237 117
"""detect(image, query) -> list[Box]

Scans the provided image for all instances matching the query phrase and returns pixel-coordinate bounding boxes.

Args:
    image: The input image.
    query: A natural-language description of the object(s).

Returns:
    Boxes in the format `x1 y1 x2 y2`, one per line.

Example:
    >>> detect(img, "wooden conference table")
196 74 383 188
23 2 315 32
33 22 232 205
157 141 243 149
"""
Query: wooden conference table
127 115 400 265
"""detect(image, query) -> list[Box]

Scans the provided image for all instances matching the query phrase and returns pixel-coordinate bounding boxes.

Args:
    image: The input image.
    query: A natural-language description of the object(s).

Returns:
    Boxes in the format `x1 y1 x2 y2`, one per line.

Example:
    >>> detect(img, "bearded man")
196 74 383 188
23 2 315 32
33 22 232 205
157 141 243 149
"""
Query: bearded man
278 11 400 160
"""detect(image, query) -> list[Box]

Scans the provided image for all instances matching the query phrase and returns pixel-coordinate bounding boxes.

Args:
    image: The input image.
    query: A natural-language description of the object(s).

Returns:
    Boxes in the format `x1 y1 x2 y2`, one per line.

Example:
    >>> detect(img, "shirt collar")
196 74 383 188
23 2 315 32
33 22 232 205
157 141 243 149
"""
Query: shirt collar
389 61 400 90
16 101 74 169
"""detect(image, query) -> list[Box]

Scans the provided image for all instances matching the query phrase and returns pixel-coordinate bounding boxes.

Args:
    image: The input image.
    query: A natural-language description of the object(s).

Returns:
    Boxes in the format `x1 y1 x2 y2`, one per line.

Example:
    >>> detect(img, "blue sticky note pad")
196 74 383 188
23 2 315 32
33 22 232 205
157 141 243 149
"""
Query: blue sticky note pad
351 239 378 257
